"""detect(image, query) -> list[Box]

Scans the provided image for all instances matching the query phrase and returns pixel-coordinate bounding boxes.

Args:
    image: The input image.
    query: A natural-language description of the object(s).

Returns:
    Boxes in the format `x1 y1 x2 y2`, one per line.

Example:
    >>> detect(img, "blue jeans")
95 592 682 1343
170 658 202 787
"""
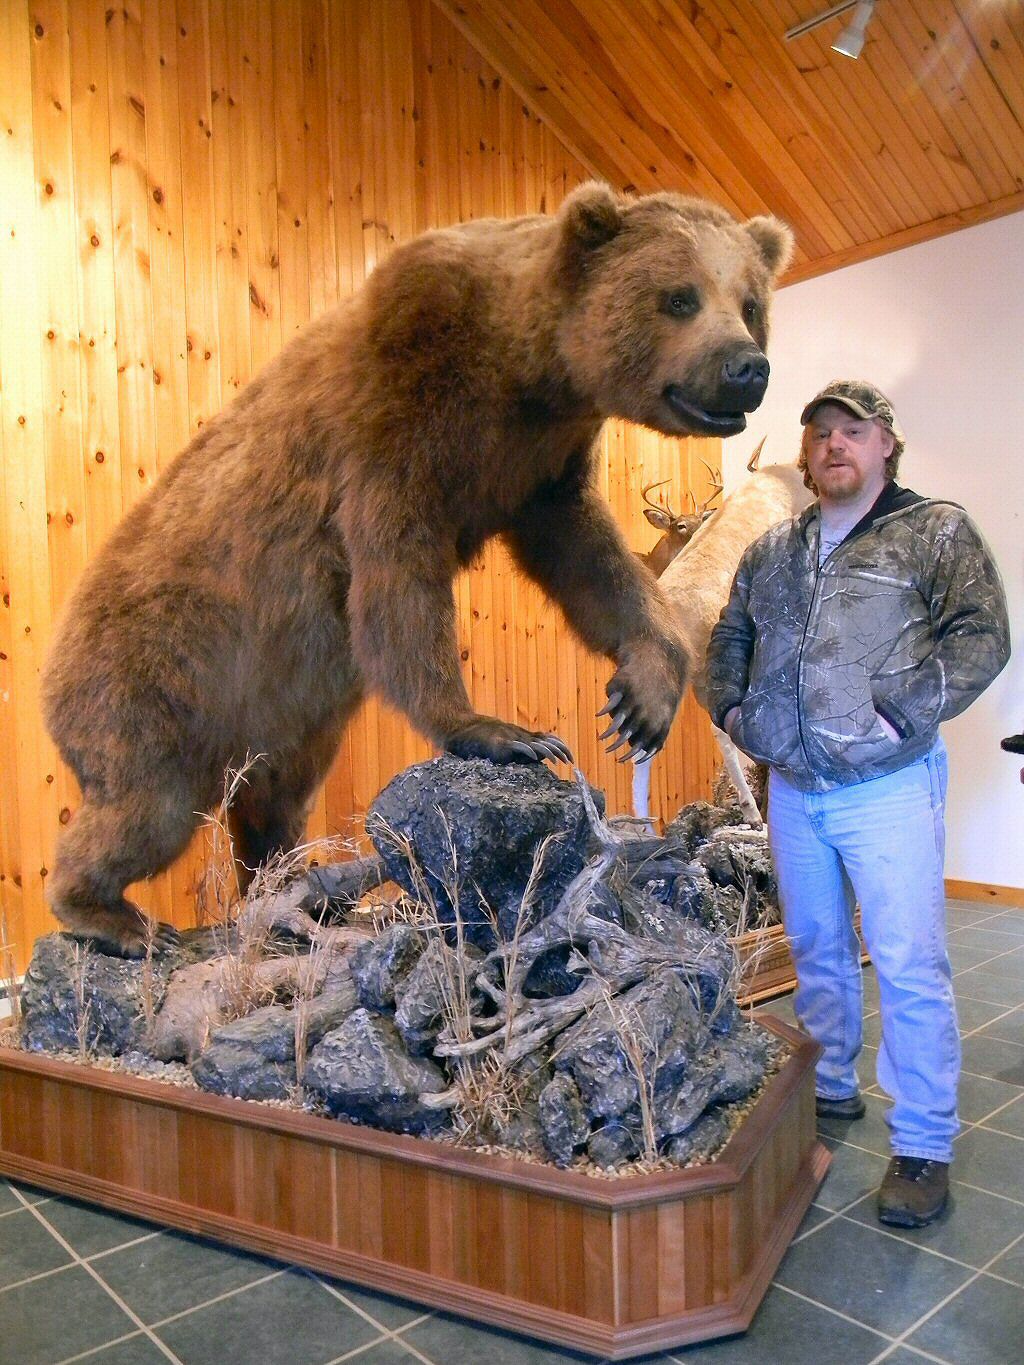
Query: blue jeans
767 742 959 1163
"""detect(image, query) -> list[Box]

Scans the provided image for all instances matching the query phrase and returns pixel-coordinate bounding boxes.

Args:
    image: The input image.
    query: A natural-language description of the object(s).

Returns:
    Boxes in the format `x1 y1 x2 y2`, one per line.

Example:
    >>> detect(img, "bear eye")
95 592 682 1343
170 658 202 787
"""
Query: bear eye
743 297 762 328
663 286 700 319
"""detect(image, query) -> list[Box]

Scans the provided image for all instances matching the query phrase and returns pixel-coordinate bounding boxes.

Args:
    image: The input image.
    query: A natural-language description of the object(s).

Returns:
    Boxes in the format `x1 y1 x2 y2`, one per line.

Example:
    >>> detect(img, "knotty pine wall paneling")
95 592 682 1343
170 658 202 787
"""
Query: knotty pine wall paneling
0 0 718 974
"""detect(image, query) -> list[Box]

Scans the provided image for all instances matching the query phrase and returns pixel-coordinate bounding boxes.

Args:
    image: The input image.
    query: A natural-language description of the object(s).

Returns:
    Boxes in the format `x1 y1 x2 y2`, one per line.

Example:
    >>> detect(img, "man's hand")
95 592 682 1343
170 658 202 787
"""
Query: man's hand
876 712 901 744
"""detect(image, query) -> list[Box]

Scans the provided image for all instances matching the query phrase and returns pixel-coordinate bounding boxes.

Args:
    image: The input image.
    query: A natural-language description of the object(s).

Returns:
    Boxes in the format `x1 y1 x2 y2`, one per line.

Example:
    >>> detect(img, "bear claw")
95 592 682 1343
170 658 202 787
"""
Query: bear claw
60 907 180 960
444 718 573 766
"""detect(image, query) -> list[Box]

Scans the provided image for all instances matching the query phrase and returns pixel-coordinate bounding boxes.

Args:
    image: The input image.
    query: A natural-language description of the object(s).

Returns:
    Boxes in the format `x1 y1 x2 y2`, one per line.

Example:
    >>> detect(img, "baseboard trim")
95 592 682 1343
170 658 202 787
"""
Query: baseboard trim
945 879 1024 909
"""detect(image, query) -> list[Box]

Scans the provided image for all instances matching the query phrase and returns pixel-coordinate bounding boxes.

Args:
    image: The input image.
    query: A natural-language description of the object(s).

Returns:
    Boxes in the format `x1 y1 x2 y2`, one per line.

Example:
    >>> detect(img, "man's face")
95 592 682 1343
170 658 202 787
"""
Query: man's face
803 402 894 503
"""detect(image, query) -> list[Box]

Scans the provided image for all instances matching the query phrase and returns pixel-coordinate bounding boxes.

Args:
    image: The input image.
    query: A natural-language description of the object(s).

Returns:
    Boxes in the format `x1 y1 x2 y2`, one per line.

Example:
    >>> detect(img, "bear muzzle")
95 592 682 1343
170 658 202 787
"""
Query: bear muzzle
662 346 770 437
721 348 770 408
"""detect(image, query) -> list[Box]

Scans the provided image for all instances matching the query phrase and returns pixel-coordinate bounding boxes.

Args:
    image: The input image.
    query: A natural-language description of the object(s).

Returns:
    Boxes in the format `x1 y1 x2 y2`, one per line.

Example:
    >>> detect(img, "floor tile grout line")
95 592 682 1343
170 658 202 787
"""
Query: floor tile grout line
824 1115 978 1163
321 1329 393 1365
972 1263 1024 1291
769 1280 898 1344
947 908 1023 928
949 944 1024 976
968 1110 1024 1141
143 1268 286 1330
962 1033 1024 1057
792 1175 905 1244
950 1062 1023 1085
381 1315 446 1365
77 1230 164 1263
56 1328 149 1365
0 1229 169 1299
797 1181 1024 1278
949 921 1024 941
0 1258 77 1297
969 1086 1024 1127
950 911 1024 933
791 1207 843 1243
952 986 1024 1009
310 1266 437 1340
863 1228 1024 1360
867 1336 954 1364
956 1001 1024 1041
833 1059 1024 1103
822 1129 1024 1210
964 1024 1024 1049
11 1187 185 1365
828 1205 1022 1275
0 1196 52 1218
944 1174 1024 1211
975 1116 1024 1139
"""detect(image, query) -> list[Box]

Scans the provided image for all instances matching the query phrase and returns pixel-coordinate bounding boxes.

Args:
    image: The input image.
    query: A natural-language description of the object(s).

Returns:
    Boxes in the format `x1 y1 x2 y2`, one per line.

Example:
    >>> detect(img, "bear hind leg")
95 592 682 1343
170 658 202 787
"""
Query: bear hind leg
48 794 197 958
227 797 310 896
227 719 352 896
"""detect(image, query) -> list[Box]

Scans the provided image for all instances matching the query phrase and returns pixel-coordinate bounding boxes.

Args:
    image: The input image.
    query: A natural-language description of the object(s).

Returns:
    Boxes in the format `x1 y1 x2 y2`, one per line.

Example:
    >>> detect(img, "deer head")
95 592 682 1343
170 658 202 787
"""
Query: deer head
639 462 722 578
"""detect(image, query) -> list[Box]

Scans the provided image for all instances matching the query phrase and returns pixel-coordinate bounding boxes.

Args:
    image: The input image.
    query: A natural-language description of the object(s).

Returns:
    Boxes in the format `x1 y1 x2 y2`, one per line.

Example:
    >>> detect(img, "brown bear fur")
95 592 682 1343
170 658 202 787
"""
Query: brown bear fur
42 182 792 955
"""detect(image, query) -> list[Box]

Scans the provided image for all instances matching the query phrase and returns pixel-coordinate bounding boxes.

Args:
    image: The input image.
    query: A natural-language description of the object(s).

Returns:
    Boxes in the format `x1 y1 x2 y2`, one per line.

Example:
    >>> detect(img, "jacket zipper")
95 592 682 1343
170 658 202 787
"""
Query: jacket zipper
794 531 822 770
794 519 877 770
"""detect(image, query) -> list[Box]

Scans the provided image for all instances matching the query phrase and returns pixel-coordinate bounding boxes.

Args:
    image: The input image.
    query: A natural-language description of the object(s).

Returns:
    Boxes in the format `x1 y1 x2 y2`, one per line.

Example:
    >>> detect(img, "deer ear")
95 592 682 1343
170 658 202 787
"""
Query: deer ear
644 507 672 530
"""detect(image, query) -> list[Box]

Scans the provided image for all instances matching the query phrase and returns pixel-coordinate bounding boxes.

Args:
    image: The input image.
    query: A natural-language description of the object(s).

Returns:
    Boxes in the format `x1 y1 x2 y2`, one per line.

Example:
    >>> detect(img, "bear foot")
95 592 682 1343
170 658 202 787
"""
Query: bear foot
57 902 180 960
444 717 573 766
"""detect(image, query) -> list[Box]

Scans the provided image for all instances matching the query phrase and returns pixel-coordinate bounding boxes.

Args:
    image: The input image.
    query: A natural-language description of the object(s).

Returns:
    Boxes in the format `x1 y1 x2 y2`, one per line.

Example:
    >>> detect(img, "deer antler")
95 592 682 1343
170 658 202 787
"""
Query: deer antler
747 436 767 473
641 478 677 518
696 458 724 513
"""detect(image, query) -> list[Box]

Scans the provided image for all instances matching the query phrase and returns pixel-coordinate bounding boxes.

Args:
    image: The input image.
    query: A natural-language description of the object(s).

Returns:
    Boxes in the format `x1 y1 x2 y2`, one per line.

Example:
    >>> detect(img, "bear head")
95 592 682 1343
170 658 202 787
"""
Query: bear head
552 182 794 438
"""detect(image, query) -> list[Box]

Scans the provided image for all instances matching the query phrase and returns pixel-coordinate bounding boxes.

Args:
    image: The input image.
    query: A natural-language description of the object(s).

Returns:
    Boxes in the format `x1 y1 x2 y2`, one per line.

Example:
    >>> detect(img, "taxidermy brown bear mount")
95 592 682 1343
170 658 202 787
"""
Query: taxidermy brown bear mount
42 181 793 956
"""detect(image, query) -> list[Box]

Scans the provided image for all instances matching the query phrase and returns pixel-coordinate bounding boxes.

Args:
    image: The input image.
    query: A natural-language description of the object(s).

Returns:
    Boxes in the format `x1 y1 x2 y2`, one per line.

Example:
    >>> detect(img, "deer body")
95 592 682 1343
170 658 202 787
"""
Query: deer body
633 452 812 826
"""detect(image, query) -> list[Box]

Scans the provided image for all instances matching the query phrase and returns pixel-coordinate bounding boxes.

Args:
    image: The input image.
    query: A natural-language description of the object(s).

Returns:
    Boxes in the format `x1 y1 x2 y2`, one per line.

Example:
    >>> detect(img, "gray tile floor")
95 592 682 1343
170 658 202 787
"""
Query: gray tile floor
2 899 1023 1364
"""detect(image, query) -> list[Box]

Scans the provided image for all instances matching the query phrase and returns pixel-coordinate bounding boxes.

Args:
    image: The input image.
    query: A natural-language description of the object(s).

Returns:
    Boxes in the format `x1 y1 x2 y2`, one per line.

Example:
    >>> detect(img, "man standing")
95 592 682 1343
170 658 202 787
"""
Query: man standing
705 380 1010 1227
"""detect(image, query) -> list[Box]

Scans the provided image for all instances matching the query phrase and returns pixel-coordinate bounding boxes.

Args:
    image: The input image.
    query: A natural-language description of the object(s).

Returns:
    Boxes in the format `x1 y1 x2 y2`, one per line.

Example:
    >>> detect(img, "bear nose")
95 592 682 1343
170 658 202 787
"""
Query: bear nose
721 349 770 409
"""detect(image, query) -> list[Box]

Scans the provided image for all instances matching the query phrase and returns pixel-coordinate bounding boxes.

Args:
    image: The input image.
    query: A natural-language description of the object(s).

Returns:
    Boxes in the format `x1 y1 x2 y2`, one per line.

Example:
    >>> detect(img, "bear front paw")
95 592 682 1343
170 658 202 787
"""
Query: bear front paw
444 717 573 766
599 643 687 762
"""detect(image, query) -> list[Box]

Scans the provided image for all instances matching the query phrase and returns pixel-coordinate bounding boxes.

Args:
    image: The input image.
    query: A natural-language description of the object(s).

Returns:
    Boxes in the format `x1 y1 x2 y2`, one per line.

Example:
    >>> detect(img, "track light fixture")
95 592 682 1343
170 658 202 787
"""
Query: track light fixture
832 1 875 58
783 0 877 60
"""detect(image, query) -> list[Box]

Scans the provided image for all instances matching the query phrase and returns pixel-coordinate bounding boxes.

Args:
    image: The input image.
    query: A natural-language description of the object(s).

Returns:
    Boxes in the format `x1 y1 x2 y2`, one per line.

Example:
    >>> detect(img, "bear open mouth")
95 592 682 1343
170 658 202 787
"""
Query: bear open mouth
662 386 748 437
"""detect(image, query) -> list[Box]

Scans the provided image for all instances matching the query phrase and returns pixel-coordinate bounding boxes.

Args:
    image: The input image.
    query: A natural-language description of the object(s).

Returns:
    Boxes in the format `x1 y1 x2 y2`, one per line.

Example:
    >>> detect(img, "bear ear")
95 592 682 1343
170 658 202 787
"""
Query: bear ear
744 215 795 280
559 181 624 250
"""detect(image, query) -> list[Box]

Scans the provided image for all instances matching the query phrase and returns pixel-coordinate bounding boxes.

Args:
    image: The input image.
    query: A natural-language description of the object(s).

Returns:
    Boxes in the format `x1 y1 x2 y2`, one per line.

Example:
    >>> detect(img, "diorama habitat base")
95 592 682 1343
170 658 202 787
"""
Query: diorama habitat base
734 911 869 1007
0 1016 827 1360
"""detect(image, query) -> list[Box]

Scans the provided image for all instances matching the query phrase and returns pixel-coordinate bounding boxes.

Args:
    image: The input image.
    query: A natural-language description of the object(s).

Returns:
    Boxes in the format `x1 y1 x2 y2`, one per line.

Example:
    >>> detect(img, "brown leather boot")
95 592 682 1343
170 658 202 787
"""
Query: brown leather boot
877 1157 950 1227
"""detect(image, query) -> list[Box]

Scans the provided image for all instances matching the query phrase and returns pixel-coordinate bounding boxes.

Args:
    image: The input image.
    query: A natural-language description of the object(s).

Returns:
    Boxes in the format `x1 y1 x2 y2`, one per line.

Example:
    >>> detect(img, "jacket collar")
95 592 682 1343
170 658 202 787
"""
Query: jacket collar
798 481 926 548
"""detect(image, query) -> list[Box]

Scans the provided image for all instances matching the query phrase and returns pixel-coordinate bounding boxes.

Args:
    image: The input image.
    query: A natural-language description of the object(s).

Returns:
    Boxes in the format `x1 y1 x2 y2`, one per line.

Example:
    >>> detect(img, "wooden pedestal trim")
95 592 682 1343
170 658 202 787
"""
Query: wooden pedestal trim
0 1019 827 1359
735 914 869 1007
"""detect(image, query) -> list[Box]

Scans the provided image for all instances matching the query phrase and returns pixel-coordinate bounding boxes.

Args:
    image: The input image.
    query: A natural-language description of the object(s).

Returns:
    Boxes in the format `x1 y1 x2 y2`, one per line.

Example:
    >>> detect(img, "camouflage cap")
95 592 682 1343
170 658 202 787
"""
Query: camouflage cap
800 379 905 445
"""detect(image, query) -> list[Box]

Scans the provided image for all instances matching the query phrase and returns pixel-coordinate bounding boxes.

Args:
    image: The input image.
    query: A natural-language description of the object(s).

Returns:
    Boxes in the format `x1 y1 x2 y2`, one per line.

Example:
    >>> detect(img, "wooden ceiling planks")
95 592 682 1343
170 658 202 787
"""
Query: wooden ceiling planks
696 0 902 239
587 0 848 257
437 0 1024 280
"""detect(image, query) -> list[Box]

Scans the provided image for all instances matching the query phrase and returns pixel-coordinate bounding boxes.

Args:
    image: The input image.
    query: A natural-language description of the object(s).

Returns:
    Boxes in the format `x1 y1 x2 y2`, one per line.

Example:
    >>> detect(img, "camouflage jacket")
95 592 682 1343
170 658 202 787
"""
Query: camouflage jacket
704 482 1011 792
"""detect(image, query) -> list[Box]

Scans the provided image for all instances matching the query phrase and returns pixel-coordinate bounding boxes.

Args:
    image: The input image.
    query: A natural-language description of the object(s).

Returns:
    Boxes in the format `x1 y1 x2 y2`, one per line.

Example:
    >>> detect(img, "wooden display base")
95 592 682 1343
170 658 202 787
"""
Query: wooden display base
735 913 869 1007
0 1018 827 1360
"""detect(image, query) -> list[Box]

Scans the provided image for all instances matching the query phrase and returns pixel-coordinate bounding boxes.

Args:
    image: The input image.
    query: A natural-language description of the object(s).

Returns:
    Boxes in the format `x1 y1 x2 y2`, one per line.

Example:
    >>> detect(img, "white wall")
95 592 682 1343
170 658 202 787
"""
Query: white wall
731 210 1023 890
